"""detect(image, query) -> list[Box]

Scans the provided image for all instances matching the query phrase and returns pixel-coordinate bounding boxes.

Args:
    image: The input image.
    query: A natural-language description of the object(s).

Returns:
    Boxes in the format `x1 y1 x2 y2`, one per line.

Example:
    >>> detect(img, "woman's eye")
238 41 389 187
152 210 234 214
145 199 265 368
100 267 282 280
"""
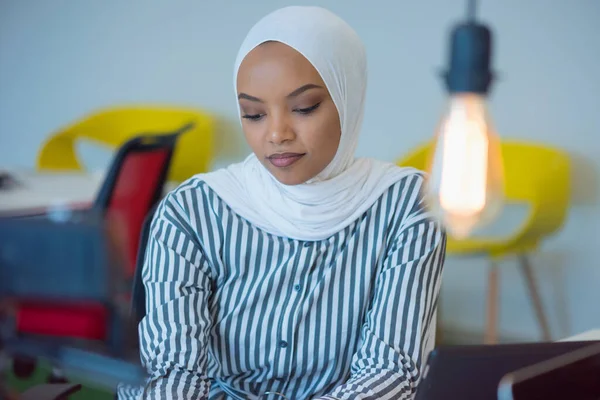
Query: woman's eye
242 113 264 121
294 102 321 115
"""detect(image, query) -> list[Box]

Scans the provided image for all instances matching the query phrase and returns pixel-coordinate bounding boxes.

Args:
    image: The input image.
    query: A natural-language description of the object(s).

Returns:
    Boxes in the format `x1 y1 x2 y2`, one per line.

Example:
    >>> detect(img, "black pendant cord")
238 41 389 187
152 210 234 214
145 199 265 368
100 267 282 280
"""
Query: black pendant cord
467 0 477 22
443 0 493 95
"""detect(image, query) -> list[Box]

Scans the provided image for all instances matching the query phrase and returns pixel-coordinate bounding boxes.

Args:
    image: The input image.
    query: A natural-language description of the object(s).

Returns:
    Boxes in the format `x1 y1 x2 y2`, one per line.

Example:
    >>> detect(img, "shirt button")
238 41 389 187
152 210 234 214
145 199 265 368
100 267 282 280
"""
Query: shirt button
279 340 288 348
303 242 311 248
294 284 301 292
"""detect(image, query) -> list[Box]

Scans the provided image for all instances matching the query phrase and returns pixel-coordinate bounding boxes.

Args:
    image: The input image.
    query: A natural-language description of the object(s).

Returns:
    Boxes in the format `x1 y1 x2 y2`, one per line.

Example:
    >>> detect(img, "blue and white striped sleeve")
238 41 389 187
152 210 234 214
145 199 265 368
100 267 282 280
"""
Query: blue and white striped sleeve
317 183 446 400
138 193 213 399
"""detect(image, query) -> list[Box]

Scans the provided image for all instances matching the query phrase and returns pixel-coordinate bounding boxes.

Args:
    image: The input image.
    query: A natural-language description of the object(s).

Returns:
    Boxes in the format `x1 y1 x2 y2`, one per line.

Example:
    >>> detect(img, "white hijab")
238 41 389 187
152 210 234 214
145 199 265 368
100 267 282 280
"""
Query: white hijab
200 6 416 241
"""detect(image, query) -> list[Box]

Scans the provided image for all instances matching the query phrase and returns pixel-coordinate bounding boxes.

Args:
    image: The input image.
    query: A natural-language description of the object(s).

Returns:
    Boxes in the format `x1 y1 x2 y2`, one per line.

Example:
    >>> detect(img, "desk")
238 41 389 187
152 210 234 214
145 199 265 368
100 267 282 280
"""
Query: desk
561 329 600 342
0 170 178 217
0 170 103 216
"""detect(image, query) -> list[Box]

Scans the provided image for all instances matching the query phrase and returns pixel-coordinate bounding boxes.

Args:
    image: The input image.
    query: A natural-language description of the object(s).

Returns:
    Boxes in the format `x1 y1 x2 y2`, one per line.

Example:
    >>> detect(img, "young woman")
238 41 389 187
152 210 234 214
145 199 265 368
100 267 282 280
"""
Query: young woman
128 6 445 400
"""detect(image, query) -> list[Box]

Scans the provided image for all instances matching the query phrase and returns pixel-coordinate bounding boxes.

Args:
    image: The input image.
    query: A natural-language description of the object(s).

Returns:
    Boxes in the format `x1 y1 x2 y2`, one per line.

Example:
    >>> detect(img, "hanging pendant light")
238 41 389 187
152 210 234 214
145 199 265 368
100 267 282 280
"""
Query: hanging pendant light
425 0 504 239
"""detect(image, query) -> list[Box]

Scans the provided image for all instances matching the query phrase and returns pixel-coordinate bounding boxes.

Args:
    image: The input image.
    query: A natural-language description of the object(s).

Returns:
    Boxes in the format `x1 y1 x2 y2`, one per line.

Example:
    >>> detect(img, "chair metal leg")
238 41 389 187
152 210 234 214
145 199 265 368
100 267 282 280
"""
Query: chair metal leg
485 260 499 344
519 254 552 341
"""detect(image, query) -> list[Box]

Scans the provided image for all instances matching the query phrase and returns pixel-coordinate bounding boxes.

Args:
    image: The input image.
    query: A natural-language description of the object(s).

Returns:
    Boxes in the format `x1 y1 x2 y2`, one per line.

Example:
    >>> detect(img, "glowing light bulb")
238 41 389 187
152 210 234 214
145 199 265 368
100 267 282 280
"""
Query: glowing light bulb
426 93 504 239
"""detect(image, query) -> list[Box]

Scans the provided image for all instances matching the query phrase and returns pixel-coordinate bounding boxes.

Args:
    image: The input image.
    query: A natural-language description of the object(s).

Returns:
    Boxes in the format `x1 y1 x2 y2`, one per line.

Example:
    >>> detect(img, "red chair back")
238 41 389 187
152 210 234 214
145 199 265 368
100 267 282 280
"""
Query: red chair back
94 133 181 276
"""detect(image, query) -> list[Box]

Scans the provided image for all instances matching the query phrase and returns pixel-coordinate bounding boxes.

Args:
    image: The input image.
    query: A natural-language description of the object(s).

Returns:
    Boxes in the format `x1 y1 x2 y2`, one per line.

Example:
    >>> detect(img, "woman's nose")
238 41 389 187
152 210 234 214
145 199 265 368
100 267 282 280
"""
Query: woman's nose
268 113 295 145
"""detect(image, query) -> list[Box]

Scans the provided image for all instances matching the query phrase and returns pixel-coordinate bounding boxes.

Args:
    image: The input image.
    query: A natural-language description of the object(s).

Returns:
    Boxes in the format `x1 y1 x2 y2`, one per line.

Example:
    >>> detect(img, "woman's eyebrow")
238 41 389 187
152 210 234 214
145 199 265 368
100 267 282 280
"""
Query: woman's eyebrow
238 93 263 102
237 84 323 102
287 83 323 98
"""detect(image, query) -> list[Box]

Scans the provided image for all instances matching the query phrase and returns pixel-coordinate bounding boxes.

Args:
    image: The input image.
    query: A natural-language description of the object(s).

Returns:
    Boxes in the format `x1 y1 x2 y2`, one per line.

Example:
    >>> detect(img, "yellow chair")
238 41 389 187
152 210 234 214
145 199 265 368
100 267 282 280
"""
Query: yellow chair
37 106 215 182
398 141 570 343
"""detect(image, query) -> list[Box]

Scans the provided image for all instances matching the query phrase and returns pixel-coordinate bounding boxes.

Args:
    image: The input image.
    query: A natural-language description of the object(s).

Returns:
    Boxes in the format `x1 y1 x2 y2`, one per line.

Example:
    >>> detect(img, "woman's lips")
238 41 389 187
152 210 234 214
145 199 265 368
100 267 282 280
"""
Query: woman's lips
267 153 305 168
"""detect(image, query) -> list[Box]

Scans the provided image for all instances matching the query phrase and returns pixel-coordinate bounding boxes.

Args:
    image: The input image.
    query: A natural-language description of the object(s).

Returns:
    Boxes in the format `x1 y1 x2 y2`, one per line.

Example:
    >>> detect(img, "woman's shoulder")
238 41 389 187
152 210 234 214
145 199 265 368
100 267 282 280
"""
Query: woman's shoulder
170 174 213 196
155 175 224 221
377 167 430 226
382 167 427 204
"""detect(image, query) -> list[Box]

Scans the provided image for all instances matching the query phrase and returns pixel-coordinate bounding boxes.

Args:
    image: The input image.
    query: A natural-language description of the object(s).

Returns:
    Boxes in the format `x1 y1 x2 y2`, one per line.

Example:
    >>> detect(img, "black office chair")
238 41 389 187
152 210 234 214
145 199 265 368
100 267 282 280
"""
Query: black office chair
6 123 191 400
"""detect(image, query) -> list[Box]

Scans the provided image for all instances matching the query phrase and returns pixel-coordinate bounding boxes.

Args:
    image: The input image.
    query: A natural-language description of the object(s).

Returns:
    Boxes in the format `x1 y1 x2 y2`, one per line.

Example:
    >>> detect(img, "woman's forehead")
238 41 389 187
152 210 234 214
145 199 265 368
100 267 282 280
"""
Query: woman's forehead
237 42 325 92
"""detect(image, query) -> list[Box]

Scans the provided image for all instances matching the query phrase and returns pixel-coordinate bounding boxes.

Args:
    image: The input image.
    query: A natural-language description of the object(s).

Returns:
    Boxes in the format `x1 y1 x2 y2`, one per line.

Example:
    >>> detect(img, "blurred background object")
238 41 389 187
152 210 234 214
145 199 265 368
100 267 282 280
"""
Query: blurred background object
1 131 183 399
16 131 184 344
399 141 570 344
426 0 505 240
0 0 599 397
0 213 147 399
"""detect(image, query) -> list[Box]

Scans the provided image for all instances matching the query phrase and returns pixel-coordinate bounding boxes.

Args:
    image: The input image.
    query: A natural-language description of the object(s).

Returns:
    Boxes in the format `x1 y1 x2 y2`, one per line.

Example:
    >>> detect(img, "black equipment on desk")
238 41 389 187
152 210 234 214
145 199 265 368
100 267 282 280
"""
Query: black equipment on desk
0 213 146 399
0 172 20 190
415 340 600 400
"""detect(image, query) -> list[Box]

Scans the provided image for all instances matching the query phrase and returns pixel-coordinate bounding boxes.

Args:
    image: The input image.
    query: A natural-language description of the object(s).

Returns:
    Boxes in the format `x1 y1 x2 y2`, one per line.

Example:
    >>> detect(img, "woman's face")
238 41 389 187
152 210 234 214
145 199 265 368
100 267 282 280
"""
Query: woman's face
236 41 341 185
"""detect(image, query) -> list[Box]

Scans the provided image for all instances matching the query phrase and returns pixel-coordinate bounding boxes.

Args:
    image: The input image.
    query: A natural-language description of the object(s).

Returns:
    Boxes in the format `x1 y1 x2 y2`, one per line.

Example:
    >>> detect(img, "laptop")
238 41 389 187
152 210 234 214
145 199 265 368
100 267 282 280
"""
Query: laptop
415 340 600 400
497 342 600 400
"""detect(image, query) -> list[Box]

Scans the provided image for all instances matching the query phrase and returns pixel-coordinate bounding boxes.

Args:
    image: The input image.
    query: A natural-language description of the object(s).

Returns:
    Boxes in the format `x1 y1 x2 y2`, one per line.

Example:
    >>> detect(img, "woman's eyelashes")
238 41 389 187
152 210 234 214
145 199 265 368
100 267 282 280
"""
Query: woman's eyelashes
241 102 321 122
242 112 264 121
293 101 321 115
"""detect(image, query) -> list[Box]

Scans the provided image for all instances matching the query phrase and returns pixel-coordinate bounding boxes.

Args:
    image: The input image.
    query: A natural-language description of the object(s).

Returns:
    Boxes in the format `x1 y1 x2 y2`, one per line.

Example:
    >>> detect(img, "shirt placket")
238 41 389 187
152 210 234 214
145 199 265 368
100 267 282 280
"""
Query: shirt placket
273 240 319 380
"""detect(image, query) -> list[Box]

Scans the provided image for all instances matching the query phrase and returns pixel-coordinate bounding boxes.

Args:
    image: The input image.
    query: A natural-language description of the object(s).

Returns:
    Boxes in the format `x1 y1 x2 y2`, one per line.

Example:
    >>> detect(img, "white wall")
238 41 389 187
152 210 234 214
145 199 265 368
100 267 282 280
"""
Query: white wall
1 0 599 341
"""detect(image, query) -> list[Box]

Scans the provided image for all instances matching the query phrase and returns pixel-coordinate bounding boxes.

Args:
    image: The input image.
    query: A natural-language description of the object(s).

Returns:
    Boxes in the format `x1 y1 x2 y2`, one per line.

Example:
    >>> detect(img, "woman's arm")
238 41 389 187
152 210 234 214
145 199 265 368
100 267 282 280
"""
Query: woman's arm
138 192 214 399
317 182 446 400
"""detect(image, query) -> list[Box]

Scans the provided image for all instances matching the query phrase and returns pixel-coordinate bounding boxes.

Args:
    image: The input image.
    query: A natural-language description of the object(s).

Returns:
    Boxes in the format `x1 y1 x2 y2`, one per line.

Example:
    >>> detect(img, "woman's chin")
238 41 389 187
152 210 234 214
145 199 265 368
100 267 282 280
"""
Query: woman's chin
259 158 321 186
266 167 315 186
271 172 309 186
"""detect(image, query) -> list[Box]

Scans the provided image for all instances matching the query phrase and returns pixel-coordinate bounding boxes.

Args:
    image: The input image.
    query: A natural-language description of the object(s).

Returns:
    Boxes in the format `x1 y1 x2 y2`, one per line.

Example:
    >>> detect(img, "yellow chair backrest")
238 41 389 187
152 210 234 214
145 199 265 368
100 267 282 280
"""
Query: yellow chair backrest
37 106 215 182
398 140 571 240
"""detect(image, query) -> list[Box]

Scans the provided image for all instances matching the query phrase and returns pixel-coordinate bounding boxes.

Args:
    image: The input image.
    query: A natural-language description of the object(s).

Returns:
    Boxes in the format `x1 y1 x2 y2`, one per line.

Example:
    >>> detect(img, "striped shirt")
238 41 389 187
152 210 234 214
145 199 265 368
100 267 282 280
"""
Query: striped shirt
119 171 446 400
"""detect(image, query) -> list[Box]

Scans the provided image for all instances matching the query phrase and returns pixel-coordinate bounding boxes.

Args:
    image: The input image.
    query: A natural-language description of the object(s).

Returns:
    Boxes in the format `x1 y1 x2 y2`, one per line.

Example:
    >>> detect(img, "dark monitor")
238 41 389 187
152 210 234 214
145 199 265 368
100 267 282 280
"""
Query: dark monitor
415 340 600 400
498 342 600 400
